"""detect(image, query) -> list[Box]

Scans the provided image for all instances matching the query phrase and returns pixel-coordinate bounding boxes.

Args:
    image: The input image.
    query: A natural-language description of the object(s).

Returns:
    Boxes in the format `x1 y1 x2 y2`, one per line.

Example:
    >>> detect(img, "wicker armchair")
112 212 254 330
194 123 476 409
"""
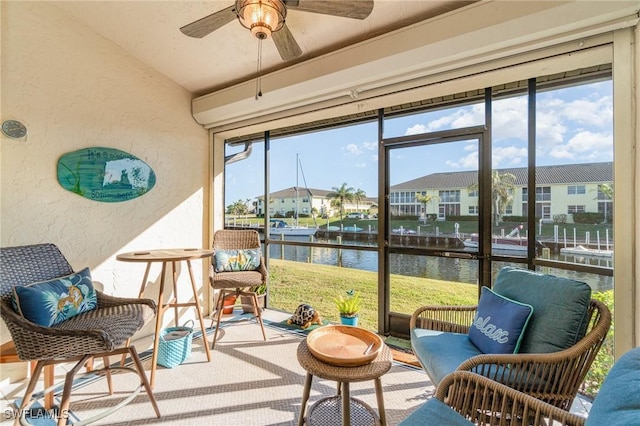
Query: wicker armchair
0 243 160 426
209 230 267 349
410 299 611 411
401 347 640 425
404 370 587 425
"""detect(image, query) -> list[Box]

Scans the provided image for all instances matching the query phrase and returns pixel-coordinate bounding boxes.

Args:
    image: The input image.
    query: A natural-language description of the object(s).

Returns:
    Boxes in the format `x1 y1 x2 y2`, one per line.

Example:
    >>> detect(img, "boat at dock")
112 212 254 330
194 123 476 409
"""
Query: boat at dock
560 245 613 258
462 234 528 252
269 219 317 237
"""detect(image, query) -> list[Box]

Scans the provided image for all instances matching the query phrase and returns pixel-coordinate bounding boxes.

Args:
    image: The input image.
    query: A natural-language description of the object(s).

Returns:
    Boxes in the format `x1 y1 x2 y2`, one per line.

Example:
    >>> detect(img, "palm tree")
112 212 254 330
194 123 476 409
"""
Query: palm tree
469 171 517 226
327 183 356 223
354 188 367 212
416 193 439 222
597 183 613 223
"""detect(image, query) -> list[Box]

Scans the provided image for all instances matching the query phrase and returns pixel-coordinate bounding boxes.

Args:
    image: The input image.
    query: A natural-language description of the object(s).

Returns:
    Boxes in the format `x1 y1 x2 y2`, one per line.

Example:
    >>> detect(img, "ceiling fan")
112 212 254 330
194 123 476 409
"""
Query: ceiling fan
180 0 374 61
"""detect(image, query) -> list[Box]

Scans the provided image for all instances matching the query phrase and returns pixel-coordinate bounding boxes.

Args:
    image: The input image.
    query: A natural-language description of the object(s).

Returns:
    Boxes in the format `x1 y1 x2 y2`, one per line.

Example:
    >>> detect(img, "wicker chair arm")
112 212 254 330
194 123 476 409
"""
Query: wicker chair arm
0 300 112 360
410 305 477 333
96 291 156 313
257 257 268 284
435 371 586 426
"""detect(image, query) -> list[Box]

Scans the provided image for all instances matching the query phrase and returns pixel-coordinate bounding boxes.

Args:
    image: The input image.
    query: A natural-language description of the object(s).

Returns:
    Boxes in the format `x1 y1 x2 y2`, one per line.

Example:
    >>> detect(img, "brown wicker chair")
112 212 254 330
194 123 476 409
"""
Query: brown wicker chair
0 243 161 426
209 230 267 349
410 298 611 411
401 346 640 425
404 370 587 425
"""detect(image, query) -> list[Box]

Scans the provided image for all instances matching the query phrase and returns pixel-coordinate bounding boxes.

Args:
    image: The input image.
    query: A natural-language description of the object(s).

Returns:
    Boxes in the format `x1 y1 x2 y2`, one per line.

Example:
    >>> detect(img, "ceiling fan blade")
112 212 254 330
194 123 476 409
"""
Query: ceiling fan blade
284 0 373 20
272 24 303 61
180 6 236 38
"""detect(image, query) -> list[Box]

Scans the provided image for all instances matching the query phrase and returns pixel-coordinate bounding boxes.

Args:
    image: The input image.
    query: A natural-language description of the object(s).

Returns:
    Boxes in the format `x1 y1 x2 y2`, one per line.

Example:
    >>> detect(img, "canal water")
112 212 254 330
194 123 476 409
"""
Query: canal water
266 235 613 292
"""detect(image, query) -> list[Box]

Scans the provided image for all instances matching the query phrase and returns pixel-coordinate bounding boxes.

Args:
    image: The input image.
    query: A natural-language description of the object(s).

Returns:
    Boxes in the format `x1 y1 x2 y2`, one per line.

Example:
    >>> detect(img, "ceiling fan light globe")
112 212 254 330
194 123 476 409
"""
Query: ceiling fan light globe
235 0 286 38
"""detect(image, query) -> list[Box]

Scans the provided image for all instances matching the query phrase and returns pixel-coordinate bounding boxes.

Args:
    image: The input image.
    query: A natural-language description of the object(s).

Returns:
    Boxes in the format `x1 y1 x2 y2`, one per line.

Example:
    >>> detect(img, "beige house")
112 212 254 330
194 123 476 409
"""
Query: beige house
256 187 377 218
391 162 613 223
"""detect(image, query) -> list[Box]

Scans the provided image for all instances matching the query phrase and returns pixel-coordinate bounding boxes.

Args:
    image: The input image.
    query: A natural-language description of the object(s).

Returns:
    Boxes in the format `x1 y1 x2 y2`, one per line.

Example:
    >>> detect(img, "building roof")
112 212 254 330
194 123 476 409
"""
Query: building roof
391 162 613 191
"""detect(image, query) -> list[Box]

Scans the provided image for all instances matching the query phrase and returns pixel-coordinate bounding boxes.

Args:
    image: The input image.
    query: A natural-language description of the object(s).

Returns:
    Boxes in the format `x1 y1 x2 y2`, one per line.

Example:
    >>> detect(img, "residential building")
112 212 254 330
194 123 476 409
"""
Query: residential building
391 162 613 223
256 187 377 218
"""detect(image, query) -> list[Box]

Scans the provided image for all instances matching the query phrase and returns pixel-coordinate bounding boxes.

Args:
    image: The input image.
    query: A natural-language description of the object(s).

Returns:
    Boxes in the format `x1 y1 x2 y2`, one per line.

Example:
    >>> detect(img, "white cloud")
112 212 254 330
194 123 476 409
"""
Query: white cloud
446 151 478 169
493 146 528 166
355 162 367 168
405 124 428 135
492 97 527 140
344 143 362 155
549 131 613 161
560 96 613 128
362 141 378 151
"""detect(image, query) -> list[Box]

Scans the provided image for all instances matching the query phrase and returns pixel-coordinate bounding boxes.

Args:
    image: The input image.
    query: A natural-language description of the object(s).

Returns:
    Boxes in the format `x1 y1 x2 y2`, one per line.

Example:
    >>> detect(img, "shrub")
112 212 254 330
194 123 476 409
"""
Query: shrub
446 215 476 222
553 214 567 224
573 212 604 224
582 290 614 398
502 215 528 223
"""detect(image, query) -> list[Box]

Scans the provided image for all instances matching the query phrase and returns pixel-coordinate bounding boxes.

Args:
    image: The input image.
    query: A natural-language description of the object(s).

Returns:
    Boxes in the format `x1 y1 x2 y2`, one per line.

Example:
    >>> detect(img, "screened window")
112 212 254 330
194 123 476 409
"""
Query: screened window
568 185 586 195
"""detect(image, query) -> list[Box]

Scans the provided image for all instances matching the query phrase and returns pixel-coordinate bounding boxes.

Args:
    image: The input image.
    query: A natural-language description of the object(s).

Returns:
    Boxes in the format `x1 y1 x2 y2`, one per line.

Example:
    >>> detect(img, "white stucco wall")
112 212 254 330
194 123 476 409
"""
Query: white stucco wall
0 2 209 382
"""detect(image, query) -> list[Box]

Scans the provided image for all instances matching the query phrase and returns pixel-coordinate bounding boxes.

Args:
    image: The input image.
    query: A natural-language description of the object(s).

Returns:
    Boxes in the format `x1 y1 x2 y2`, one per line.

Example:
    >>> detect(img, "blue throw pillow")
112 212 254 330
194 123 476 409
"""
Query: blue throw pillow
214 249 261 272
12 267 98 327
468 287 533 354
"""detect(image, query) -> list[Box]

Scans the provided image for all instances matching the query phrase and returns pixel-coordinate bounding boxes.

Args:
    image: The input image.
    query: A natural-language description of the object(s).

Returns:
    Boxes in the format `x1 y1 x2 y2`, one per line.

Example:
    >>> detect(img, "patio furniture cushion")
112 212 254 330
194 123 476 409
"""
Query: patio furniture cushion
585 346 640 426
468 287 533 354
410 328 482 385
11 266 97 327
213 248 262 272
399 397 471 425
493 267 591 353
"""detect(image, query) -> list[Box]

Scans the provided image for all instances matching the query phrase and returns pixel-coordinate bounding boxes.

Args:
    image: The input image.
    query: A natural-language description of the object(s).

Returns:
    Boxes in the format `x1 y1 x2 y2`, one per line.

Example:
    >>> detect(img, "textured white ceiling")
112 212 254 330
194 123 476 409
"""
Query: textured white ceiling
54 1 473 96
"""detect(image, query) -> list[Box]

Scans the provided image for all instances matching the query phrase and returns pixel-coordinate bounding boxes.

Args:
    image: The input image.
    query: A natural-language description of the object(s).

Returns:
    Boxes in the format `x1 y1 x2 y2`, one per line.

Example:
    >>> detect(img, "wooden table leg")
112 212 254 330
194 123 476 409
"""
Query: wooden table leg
186 260 212 362
171 261 179 327
298 372 313 426
374 377 386 425
149 262 168 388
341 382 351 426
121 262 152 366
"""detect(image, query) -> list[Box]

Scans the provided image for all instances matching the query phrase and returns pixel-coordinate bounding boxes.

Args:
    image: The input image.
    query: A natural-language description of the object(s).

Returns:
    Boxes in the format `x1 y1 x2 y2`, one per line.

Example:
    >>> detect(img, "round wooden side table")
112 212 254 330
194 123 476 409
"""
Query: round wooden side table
116 248 214 388
297 338 392 426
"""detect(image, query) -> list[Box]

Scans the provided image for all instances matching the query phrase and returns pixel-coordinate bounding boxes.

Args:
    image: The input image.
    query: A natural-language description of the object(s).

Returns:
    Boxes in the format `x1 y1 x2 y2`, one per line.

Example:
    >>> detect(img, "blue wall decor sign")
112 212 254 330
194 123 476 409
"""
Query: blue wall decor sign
57 147 156 203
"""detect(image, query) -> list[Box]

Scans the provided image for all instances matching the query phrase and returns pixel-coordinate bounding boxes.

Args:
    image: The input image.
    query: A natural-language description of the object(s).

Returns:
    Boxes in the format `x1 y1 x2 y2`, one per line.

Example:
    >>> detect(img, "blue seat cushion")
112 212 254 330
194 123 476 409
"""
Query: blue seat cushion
586 347 640 426
493 267 591 353
399 398 471 425
411 328 482 385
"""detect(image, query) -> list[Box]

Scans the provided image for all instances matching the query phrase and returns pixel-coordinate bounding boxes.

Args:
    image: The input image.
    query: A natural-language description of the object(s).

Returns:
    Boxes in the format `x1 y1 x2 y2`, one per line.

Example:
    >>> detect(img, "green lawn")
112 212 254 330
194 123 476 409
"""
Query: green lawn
267 259 477 331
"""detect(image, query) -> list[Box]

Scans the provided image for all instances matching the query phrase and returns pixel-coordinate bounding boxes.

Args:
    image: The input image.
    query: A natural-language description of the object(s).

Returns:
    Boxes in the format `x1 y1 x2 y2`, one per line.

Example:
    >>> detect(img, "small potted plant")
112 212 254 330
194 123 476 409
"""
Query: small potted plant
334 289 361 326
241 284 267 314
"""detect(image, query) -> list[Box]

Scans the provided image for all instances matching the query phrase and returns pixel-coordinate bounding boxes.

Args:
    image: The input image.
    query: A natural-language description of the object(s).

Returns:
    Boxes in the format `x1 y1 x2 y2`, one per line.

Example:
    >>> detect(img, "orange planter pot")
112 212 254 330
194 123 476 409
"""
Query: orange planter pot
222 294 237 315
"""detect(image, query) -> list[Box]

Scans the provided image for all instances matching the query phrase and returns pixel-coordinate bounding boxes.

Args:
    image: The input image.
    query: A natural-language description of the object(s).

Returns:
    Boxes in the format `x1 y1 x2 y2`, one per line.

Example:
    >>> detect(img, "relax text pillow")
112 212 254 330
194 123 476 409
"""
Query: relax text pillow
468 287 533 354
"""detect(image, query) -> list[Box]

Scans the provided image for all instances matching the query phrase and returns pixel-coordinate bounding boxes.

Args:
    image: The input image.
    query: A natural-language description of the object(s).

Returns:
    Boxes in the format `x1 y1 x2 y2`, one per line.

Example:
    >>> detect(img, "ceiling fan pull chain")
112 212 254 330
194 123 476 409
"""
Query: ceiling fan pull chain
255 39 263 100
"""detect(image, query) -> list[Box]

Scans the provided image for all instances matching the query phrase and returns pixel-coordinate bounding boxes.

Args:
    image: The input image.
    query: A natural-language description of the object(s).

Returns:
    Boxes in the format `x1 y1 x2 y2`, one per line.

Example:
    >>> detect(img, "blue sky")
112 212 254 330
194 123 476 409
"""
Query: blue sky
225 80 612 206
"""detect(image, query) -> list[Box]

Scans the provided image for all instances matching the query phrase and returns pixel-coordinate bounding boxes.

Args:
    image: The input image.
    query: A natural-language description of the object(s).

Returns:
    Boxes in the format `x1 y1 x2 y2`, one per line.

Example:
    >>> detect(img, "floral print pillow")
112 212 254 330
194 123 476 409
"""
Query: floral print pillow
214 249 262 272
12 267 98 326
